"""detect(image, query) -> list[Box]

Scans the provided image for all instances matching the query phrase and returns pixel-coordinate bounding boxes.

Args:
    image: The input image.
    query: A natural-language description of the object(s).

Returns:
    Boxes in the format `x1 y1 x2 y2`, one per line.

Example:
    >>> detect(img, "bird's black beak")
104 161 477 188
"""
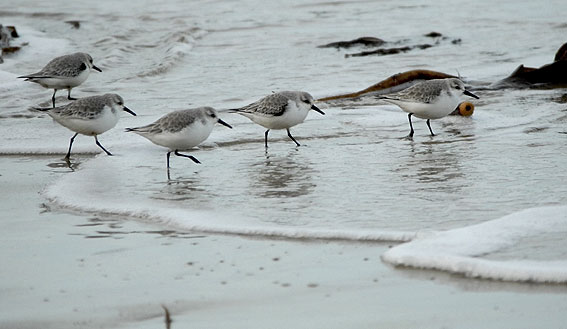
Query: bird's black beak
123 106 137 116
93 65 102 72
218 118 232 129
311 104 325 115
464 90 479 99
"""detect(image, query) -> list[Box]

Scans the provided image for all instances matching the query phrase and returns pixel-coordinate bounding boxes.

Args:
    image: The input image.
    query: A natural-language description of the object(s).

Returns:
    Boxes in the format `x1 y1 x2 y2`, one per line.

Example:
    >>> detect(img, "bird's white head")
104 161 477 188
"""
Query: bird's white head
288 91 325 115
104 93 136 116
79 52 102 72
446 78 479 99
203 107 232 129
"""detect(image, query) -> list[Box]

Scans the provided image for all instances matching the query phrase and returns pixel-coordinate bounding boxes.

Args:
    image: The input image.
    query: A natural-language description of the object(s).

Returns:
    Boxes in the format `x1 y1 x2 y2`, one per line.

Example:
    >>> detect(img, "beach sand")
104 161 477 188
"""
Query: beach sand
1 155 566 329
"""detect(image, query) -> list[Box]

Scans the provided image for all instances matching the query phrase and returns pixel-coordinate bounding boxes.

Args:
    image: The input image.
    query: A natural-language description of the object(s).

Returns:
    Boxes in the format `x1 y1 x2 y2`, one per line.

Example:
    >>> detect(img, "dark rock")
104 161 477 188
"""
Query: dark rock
317 37 386 49
1 46 20 54
7 26 18 38
552 93 567 104
492 43 567 88
65 20 81 29
0 25 9 45
495 61 567 88
424 32 443 38
1 25 22 63
554 42 567 62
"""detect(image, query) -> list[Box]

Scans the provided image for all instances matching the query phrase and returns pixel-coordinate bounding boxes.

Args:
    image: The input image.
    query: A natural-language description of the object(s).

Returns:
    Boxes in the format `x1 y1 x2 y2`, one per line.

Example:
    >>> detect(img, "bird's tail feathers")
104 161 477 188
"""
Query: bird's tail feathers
378 95 403 101
18 75 52 81
31 106 53 112
124 127 149 135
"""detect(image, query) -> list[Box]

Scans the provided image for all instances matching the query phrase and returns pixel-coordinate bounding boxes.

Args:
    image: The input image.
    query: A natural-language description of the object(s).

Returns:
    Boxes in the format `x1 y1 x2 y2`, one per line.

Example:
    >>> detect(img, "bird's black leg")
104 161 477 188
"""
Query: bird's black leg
65 132 79 160
94 136 113 156
67 88 77 101
287 128 300 147
166 151 172 169
407 113 415 138
52 89 58 108
166 151 172 180
174 150 201 164
264 129 270 148
426 119 435 136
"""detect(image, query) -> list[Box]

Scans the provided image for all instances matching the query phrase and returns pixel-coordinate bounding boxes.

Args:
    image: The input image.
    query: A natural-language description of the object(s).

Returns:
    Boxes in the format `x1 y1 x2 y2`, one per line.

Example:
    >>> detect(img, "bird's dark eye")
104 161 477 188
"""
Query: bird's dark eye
302 99 310 104
117 101 123 105
455 85 461 90
79 63 87 71
210 113 216 118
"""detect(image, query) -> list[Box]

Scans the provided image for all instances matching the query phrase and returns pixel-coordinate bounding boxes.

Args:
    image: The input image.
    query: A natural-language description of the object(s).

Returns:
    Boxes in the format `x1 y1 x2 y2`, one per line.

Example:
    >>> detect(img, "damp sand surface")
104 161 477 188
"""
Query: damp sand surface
2 0 567 327
2 156 567 329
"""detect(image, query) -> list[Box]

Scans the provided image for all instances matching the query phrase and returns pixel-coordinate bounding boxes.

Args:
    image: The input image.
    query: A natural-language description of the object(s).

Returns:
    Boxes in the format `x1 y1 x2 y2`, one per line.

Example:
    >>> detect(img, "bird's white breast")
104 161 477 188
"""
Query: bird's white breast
38 69 90 89
248 101 310 130
145 120 214 151
51 105 119 136
393 94 460 120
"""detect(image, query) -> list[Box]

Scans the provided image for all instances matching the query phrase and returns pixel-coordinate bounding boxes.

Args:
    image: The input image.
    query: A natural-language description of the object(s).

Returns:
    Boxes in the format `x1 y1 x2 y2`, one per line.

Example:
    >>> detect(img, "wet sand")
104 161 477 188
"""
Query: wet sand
1 155 567 329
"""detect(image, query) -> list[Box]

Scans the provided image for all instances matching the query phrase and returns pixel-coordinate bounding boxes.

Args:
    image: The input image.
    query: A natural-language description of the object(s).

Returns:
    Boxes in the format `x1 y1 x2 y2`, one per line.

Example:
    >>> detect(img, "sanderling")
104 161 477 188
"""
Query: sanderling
35 93 136 160
125 107 232 179
18 52 102 108
229 91 325 148
377 78 479 137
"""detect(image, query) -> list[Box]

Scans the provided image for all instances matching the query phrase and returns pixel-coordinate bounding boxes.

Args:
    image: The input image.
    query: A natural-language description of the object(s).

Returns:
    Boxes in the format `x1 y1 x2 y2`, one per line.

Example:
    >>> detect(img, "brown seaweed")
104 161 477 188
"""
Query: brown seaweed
345 44 433 58
318 37 386 49
317 69 456 102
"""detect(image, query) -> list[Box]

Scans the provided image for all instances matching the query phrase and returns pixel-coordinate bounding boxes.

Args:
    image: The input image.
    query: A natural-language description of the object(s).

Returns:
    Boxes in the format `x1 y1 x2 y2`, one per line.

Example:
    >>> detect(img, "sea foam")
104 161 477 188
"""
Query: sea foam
43 150 416 242
382 206 567 283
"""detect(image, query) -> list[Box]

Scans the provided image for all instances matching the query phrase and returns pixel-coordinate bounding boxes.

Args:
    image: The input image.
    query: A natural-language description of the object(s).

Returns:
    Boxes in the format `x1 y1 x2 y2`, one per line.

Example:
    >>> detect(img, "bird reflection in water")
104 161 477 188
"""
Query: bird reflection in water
46 157 81 172
250 150 316 199
395 138 473 194
151 176 211 203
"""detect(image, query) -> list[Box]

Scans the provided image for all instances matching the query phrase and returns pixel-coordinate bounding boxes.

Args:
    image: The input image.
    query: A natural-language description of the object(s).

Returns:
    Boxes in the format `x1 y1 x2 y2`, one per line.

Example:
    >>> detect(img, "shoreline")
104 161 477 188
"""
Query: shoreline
2 155 567 329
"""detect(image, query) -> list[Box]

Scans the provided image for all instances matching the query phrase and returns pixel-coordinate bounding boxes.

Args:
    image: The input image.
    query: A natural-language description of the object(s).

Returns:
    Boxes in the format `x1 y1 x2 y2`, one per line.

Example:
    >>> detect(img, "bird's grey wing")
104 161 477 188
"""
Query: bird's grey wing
131 111 197 134
381 81 443 104
238 93 289 116
35 55 86 78
52 98 105 119
158 111 198 133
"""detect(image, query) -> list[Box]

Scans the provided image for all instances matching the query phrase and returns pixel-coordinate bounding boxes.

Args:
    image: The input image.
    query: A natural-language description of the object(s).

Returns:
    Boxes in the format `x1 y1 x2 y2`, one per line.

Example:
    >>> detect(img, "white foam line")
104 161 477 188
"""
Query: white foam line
382 206 567 283
43 172 416 243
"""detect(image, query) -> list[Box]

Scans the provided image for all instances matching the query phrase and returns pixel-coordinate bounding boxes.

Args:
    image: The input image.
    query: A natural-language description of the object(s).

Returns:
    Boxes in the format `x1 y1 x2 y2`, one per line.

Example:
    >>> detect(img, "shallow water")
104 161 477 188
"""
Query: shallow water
2 0 567 281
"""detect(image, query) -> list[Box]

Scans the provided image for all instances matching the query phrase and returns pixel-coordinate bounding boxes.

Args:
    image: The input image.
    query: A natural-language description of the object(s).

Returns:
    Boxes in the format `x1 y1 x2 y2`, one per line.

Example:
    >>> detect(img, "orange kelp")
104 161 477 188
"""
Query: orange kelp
317 69 456 102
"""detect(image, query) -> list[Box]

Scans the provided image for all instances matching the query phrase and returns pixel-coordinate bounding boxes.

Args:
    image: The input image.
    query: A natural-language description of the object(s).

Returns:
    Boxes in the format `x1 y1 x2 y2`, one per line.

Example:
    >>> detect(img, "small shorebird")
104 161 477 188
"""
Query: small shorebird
377 78 479 137
126 107 232 179
229 91 325 148
19 52 102 107
35 93 135 159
